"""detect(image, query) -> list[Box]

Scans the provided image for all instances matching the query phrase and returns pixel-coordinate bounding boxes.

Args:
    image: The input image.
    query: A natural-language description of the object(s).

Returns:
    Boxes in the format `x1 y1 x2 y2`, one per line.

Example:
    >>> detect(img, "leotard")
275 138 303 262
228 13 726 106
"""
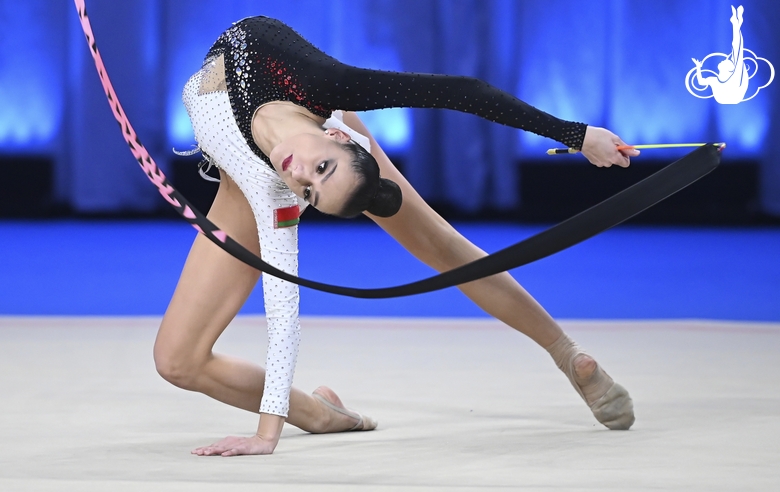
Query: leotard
183 16 587 418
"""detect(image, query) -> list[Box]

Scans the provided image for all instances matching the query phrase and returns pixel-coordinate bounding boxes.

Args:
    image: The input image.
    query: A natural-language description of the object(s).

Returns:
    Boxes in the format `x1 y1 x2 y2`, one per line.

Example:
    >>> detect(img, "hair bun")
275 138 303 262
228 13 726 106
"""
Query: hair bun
366 178 402 217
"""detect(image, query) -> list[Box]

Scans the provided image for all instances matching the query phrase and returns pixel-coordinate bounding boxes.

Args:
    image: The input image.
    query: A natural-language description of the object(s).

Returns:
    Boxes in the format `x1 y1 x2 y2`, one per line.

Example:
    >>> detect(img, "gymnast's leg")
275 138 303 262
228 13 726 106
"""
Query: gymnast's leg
153 170 364 434
343 112 634 430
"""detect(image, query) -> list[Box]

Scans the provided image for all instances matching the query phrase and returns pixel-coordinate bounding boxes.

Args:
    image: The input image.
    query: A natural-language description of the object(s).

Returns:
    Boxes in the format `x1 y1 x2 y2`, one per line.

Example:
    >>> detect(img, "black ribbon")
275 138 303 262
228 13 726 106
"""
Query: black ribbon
210 144 720 298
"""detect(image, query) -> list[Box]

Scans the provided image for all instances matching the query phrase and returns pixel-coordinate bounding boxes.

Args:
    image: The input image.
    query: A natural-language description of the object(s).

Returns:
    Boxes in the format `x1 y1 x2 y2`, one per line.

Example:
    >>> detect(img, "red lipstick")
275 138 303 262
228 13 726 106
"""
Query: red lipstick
282 155 293 172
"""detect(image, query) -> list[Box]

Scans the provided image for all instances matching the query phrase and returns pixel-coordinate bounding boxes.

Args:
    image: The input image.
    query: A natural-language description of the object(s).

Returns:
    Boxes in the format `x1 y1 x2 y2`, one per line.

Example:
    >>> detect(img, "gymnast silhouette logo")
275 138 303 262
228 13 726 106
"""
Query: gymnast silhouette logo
685 5 774 104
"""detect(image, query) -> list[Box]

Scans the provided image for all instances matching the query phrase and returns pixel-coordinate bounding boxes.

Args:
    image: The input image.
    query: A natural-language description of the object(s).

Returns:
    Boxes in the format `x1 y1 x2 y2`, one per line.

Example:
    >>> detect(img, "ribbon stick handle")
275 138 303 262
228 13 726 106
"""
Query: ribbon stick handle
546 148 580 155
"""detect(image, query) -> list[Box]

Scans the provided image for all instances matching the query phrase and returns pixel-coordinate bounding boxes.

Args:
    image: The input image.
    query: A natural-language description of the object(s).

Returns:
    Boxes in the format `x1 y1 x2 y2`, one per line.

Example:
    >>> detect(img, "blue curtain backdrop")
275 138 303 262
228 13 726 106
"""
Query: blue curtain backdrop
1 0 778 215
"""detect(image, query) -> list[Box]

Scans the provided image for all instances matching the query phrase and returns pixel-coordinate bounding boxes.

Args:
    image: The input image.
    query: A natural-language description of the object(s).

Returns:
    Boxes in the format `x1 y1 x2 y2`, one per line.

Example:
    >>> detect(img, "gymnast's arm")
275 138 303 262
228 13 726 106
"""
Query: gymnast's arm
692 59 711 87
319 62 635 166
315 63 587 150
239 16 631 165
252 181 304 452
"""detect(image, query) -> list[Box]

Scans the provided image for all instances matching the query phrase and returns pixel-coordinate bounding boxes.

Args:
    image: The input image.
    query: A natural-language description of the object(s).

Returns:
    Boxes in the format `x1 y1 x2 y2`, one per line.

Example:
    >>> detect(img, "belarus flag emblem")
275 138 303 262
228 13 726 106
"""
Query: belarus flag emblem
274 205 300 229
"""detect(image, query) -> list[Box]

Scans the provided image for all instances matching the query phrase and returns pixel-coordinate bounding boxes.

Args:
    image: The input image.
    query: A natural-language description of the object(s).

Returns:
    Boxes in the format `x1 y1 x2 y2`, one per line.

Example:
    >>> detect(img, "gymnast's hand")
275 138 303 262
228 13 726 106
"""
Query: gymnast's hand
191 434 278 456
581 126 639 168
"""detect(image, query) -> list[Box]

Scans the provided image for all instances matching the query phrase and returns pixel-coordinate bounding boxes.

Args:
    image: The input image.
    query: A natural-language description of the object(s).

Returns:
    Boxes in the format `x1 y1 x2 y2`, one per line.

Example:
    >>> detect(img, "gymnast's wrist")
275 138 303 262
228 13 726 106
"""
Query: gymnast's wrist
562 122 588 151
542 117 587 151
256 413 285 443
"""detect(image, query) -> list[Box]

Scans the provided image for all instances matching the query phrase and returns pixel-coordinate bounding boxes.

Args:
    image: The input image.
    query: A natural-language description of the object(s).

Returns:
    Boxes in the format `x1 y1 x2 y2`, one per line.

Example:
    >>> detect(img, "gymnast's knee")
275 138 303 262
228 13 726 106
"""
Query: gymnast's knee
153 340 206 391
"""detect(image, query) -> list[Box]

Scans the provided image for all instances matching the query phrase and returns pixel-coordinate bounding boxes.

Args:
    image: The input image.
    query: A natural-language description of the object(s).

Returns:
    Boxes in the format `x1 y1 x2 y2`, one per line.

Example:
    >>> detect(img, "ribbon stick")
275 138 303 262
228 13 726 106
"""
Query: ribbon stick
547 143 726 155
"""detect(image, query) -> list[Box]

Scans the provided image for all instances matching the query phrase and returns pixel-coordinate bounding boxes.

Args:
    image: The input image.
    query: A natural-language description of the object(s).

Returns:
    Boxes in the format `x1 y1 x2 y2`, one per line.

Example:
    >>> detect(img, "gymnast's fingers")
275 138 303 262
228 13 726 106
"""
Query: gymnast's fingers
616 139 640 158
192 436 241 456
613 138 636 168
614 149 631 168
192 435 277 456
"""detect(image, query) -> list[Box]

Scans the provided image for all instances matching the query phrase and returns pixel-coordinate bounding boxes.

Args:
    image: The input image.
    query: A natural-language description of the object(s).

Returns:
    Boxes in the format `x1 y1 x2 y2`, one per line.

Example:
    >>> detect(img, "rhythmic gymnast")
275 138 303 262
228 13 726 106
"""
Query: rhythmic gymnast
153 16 639 457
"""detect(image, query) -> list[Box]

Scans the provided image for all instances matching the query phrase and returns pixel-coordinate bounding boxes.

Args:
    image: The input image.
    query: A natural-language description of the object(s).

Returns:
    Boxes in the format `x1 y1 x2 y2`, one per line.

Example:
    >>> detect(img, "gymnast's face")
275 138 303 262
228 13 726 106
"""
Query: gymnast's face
269 130 359 215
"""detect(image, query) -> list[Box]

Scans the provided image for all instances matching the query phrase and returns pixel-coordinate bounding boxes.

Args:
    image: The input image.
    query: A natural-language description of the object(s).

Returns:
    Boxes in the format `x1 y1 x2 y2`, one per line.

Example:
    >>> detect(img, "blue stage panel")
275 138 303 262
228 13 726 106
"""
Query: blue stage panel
0 221 777 321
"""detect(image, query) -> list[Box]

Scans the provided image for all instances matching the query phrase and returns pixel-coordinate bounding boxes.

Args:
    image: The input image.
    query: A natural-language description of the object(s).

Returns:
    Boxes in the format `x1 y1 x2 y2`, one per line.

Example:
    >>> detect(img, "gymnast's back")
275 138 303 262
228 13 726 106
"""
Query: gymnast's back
200 16 348 163
206 16 341 116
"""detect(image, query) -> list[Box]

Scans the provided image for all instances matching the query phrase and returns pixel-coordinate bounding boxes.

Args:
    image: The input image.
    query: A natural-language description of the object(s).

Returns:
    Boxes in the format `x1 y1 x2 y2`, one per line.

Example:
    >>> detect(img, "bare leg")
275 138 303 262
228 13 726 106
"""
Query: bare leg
154 171 364 433
730 5 744 64
343 112 633 427
342 112 562 347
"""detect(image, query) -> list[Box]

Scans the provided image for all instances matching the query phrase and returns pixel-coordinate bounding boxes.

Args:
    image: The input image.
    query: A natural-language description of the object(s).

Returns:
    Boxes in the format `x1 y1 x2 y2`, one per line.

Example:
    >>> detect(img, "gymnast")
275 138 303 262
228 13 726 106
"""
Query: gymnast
153 16 639 457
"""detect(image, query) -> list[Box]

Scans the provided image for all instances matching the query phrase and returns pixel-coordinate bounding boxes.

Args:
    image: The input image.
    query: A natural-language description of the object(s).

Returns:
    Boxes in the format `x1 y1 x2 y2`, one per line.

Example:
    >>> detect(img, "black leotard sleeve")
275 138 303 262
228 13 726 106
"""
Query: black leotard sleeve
316 64 587 150
212 16 587 163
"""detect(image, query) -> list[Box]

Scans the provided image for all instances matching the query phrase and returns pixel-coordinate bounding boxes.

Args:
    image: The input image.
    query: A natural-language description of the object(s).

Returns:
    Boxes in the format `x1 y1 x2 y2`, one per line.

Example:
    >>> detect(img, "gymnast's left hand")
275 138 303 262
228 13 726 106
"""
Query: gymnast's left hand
191 434 278 456
580 126 639 168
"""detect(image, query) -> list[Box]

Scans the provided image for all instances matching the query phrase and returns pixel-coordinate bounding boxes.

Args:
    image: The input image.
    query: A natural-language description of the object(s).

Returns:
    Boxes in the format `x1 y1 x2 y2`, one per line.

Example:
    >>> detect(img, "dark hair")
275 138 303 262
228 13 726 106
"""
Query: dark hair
336 141 402 218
